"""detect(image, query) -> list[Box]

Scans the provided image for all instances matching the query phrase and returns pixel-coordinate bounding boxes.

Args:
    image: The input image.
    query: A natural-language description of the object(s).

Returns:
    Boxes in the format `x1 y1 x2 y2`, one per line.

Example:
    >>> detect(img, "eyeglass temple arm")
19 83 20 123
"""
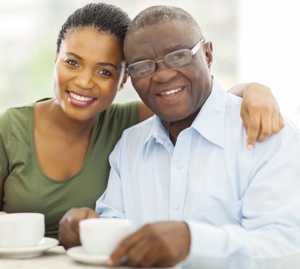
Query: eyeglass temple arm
191 39 205 55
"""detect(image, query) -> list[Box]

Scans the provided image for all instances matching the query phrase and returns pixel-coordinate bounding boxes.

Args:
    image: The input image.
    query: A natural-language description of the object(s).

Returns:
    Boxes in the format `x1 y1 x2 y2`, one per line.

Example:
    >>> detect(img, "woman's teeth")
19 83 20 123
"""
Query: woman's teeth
69 91 94 102
67 91 96 107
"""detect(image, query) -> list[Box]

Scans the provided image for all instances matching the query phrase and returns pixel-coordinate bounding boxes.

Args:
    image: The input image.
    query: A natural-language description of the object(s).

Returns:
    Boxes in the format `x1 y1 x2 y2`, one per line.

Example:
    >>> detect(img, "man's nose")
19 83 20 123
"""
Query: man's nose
75 68 94 89
151 61 177 83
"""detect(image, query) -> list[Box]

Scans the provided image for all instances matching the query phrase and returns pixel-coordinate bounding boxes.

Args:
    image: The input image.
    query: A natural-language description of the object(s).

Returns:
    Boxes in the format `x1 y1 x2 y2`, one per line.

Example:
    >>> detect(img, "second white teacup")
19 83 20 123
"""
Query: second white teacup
80 218 133 256
0 213 45 248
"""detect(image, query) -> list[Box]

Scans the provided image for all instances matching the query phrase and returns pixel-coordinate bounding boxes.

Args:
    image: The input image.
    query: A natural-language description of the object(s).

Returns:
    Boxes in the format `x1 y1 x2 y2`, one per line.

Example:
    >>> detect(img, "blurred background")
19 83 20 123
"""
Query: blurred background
1 0 299 122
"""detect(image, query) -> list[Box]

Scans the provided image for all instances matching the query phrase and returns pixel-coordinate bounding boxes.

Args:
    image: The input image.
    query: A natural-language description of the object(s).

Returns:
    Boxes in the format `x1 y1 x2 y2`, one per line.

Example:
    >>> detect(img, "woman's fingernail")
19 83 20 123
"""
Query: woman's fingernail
247 144 254 150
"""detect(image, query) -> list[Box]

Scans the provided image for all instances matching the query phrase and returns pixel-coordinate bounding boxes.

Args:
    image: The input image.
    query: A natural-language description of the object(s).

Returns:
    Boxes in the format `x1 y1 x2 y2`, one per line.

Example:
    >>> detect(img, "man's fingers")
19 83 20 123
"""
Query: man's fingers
126 239 152 267
140 241 163 268
110 230 144 266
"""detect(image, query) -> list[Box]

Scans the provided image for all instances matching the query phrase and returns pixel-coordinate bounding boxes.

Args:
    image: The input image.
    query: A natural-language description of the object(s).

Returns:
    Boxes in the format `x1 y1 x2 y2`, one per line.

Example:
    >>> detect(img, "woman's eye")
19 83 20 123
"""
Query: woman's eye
64 58 79 68
97 69 113 78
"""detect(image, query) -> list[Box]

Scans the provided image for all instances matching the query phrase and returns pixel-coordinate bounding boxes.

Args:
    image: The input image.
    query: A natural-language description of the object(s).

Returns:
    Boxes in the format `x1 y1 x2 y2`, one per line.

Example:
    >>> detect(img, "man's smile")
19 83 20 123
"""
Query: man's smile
153 85 188 104
157 86 186 96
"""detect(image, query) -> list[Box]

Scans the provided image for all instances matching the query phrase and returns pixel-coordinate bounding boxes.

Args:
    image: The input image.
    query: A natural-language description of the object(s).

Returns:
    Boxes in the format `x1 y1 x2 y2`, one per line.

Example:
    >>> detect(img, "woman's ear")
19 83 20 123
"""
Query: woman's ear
54 51 60 64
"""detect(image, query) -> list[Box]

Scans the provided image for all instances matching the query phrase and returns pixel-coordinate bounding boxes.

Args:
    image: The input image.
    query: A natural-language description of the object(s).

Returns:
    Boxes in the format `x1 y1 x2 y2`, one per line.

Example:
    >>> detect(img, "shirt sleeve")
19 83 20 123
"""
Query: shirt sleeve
0 111 10 209
185 126 300 264
95 135 126 219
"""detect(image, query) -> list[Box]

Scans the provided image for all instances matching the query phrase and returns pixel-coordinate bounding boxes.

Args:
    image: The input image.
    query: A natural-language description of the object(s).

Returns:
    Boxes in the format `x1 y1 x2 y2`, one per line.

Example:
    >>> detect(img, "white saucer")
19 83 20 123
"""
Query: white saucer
0 237 58 259
67 246 109 265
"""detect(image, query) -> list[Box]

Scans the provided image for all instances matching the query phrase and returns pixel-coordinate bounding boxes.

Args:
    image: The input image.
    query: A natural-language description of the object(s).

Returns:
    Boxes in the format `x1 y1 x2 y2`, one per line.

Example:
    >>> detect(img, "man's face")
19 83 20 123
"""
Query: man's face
124 21 213 123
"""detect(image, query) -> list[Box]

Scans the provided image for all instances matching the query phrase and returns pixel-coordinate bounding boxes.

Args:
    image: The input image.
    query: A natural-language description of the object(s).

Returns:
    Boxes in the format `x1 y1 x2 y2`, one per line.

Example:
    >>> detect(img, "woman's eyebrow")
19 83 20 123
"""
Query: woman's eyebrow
65 52 81 59
65 52 117 69
95 62 118 70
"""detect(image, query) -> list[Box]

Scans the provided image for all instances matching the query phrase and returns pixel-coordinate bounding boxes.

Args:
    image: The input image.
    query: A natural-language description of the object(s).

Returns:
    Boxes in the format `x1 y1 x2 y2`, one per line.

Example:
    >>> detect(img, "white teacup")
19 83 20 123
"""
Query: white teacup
0 213 45 248
80 218 133 256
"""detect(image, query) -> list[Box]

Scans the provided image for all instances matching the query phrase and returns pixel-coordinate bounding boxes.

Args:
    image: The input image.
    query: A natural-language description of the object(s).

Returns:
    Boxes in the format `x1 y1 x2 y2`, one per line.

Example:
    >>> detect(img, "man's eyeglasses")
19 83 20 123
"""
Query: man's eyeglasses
127 39 205 79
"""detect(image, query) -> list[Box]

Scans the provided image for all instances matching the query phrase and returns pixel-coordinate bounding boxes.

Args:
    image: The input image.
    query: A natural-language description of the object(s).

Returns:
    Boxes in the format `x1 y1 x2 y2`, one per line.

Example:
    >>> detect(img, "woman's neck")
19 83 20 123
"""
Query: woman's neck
39 100 96 138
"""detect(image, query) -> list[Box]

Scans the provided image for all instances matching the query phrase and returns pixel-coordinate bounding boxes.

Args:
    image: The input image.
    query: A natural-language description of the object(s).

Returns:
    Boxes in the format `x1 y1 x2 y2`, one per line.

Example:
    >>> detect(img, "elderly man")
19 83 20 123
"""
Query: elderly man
59 5 300 267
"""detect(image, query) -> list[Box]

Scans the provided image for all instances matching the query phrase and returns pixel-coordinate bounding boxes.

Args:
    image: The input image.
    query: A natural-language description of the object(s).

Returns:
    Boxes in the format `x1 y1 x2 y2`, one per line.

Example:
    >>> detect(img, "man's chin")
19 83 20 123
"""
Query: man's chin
158 111 192 124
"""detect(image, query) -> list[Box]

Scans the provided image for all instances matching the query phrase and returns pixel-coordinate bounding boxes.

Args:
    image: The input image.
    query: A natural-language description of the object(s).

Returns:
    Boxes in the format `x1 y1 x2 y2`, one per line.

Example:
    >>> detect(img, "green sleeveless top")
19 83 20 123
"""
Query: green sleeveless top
0 101 139 238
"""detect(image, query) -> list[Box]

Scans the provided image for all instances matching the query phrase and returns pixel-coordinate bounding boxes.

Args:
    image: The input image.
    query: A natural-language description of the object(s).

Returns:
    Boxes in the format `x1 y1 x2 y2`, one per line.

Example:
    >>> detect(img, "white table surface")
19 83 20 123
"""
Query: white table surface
0 246 180 269
2 245 300 269
1 236 300 269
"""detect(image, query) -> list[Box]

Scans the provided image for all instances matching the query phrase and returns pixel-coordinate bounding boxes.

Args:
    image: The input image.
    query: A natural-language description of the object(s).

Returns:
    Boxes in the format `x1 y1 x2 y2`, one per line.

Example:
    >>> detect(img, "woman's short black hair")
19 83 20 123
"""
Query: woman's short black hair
56 3 131 54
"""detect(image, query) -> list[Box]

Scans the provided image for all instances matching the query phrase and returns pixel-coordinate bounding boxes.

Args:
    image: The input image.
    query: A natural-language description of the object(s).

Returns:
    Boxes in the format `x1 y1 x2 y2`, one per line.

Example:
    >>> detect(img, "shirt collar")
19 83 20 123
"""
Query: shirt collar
191 80 226 148
144 80 227 149
144 115 169 147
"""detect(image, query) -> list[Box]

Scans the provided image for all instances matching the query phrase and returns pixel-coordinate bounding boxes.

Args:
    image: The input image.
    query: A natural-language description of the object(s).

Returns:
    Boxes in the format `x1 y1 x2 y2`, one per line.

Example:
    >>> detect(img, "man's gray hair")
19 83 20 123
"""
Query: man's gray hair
127 5 201 35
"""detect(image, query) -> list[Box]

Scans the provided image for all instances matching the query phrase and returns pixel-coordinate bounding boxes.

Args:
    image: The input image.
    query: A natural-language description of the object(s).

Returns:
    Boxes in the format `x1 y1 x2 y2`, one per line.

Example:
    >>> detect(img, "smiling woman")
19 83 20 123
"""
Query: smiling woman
0 2 283 241
0 3 143 238
54 26 124 122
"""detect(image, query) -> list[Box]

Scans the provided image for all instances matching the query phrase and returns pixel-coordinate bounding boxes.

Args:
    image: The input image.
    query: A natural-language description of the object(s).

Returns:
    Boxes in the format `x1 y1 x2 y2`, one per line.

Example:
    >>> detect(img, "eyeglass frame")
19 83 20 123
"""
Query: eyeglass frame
127 38 206 79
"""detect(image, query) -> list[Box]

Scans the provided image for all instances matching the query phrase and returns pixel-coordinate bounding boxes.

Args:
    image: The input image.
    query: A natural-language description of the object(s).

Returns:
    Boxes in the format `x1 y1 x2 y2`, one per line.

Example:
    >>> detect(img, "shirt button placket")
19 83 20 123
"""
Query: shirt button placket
170 159 184 219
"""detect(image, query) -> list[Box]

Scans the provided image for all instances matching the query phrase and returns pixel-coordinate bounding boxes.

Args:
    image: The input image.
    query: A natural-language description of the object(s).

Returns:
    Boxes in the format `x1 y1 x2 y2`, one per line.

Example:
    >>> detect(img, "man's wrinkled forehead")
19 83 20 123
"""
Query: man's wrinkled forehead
124 20 201 59
127 5 201 35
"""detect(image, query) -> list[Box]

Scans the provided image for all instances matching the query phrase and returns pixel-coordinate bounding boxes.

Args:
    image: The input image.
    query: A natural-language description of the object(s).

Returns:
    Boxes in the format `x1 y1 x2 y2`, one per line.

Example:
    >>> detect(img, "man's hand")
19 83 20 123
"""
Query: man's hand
58 207 98 249
109 221 190 268
230 82 284 148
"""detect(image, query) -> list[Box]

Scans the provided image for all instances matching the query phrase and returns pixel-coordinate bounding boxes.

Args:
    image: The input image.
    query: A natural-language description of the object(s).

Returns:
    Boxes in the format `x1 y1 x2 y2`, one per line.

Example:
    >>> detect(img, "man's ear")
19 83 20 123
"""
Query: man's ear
204 41 213 68
123 70 128 85
118 71 128 91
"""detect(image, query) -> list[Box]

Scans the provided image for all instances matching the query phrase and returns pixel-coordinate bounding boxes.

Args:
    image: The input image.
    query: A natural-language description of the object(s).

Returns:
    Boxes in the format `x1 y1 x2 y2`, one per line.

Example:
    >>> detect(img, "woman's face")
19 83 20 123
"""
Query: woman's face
54 26 123 122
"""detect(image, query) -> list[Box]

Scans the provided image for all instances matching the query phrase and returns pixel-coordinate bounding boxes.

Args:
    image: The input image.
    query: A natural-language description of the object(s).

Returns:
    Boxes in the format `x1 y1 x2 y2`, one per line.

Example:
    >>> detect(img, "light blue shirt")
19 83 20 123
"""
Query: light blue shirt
96 82 300 262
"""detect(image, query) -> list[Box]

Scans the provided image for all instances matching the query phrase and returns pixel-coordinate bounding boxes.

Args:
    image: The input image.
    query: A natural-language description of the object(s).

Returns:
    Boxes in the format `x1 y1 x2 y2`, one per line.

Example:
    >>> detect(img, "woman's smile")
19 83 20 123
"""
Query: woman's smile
66 90 97 108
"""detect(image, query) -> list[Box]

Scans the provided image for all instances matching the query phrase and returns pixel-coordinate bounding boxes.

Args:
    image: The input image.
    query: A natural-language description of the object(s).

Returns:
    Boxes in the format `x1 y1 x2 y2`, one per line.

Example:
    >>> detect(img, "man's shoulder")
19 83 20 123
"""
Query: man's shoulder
110 116 157 163
218 90 245 141
214 89 300 159
256 120 300 152
122 116 155 137
211 83 243 127
224 91 243 120
223 90 300 149
121 115 156 143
